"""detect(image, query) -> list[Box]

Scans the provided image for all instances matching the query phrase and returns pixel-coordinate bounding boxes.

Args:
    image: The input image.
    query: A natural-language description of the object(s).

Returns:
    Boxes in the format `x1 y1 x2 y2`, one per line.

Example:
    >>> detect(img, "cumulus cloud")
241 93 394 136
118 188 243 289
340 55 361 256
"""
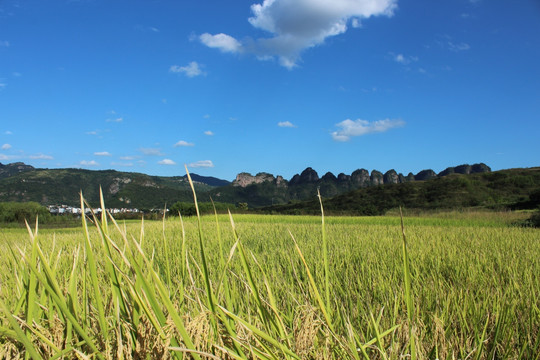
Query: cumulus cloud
29 154 53 160
120 156 136 160
1 143 11 150
140 148 164 156
331 118 405 141
158 159 176 165
80 160 99 166
200 0 397 68
170 61 205 77
188 160 214 168
278 121 297 128
204 130 214 136
174 140 194 147
200 33 242 53
94 151 111 156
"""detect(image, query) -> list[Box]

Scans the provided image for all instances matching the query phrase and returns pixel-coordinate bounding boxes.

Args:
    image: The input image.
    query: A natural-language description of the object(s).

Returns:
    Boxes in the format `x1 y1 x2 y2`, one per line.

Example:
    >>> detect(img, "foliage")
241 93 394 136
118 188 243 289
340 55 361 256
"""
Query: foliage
169 201 237 217
525 209 540 228
0 202 51 223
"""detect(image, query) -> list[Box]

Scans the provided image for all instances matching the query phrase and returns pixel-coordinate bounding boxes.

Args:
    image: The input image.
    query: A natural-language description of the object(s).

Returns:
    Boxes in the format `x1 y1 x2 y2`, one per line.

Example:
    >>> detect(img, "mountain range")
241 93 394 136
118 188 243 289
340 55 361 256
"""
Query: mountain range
1 162 539 213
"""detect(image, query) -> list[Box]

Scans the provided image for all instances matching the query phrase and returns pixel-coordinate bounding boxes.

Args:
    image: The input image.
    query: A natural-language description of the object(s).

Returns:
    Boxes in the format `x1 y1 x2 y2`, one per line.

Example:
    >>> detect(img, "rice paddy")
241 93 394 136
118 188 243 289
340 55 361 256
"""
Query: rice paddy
0 188 538 359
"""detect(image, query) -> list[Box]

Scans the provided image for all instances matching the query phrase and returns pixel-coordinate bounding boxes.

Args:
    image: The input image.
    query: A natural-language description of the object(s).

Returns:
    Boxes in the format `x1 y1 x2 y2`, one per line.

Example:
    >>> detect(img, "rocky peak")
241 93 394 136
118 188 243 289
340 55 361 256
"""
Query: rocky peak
275 175 287 188
321 172 337 182
471 163 491 173
437 163 491 178
290 167 319 185
383 169 400 184
0 162 35 179
438 167 455 177
454 164 472 175
351 169 370 187
337 173 350 182
415 169 437 181
233 172 276 187
399 172 415 183
371 170 384 186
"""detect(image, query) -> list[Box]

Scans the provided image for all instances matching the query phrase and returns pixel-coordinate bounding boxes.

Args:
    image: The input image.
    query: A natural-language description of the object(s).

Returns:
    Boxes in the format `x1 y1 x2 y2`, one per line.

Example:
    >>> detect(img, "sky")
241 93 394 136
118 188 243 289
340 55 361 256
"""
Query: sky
1 0 539 181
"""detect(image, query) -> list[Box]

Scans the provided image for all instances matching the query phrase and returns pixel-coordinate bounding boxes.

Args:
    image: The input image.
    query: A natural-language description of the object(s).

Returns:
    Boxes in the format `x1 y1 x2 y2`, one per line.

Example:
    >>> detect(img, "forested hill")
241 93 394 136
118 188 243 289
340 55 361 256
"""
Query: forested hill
0 166 227 209
259 167 540 215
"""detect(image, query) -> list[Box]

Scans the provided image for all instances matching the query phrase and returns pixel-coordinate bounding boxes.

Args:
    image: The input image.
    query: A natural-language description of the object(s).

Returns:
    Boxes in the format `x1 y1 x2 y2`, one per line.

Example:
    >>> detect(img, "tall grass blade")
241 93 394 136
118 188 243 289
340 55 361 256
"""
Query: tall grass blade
0 297 44 360
80 192 109 342
317 189 331 317
399 207 416 360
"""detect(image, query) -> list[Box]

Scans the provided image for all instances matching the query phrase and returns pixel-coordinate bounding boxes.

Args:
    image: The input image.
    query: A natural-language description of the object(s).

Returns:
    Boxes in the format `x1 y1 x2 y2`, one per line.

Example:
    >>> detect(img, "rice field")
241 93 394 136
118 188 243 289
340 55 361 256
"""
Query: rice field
0 190 539 359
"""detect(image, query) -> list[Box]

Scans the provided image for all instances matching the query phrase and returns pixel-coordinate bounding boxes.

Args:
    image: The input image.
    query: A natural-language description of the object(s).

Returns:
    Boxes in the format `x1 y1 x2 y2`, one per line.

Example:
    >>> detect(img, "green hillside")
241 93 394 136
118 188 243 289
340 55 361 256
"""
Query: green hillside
0 168 216 209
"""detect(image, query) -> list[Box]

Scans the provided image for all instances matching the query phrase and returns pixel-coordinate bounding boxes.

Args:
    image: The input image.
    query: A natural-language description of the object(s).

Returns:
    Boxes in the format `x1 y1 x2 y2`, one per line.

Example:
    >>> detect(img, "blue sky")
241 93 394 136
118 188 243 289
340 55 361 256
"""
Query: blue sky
1 0 539 181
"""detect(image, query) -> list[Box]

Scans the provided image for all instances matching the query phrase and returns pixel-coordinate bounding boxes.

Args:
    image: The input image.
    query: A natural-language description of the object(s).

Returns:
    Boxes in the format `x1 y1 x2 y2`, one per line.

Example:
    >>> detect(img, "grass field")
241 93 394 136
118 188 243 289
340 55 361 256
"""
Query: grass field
0 194 538 359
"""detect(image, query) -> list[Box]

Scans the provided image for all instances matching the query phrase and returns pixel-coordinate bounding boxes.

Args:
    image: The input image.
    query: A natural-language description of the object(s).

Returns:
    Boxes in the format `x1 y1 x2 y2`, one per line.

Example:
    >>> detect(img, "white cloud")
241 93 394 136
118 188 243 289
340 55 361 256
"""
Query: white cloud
392 53 418 65
140 147 164 156
201 0 397 68
86 130 98 136
331 118 405 141
12 72 21 77
0 153 16 160
1 143 11 150
0 40 9 47
200 33 242 53
448 42 470 52
278 121 297 128
94 151 111 156
174 140 194 147
106 117 123 123
4 131 13 135
170 61 205 77
204 130 214 136
29 154 53 160
188 160 214 168
80 160 99 166
120 156 136 160
0 83 6 89
158 158 176 165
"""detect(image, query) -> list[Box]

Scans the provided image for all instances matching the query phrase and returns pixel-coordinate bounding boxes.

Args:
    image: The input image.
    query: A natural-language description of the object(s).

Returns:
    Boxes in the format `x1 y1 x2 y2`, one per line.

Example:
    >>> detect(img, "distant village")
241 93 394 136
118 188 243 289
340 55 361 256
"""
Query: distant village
47 204 142 215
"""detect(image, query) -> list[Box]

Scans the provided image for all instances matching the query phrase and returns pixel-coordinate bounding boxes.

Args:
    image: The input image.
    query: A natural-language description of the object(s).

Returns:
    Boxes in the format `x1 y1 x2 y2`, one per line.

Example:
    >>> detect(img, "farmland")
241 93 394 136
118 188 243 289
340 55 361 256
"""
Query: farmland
0 203 538 359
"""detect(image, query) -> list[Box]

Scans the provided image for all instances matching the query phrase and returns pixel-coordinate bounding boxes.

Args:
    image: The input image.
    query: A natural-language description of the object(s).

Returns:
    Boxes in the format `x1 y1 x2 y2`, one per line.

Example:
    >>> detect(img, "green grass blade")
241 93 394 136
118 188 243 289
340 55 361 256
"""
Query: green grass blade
289 230 334 333
0 297 44 360
80 192 109 342
399 207 416 360
317 189 331 316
